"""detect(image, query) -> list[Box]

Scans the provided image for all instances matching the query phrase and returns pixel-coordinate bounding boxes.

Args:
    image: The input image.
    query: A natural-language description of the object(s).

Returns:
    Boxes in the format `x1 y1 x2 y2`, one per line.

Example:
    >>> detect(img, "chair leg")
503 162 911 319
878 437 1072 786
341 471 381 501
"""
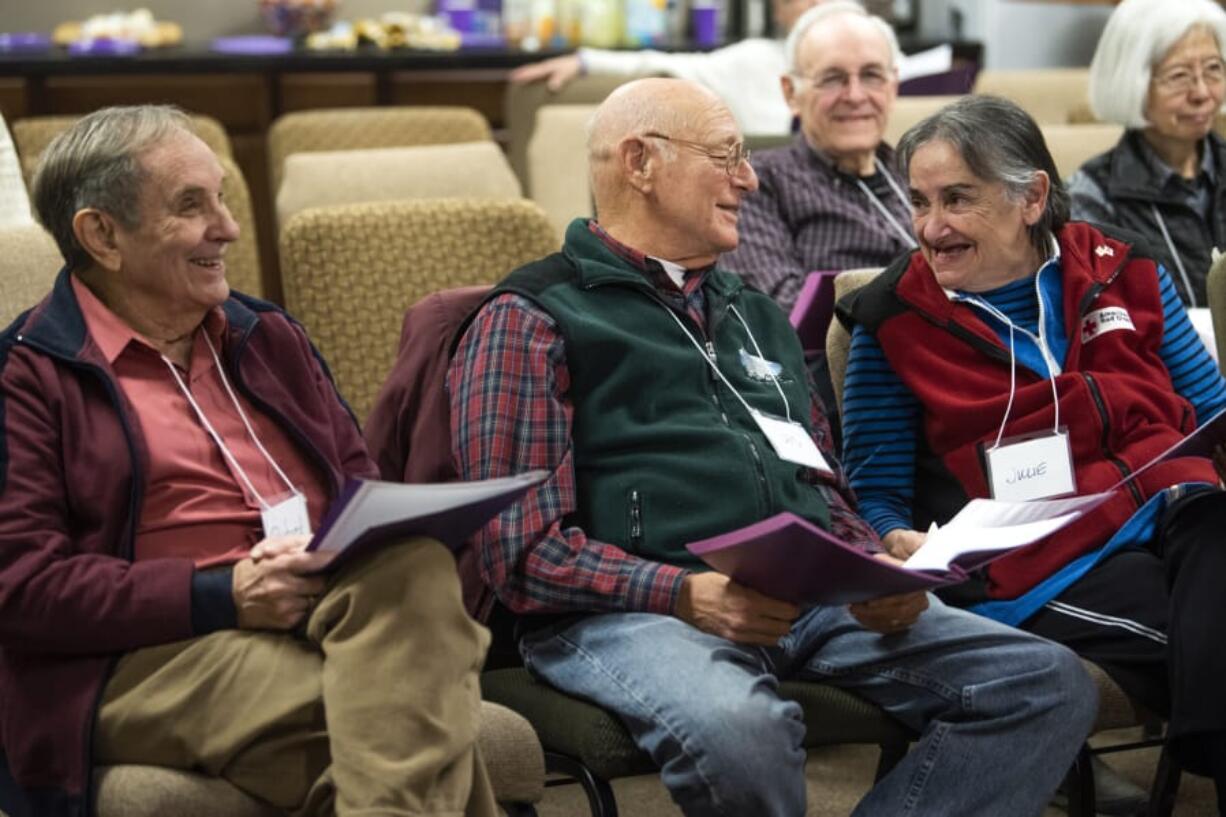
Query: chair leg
1063 744 1097 817
545 752 619 817
1146 742 1181 817
874 738 909 782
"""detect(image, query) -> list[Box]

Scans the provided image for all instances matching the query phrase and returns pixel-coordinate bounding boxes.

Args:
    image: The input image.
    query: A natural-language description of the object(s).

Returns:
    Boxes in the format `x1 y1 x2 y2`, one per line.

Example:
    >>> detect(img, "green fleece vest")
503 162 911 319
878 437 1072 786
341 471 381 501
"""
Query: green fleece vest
491 220 831 569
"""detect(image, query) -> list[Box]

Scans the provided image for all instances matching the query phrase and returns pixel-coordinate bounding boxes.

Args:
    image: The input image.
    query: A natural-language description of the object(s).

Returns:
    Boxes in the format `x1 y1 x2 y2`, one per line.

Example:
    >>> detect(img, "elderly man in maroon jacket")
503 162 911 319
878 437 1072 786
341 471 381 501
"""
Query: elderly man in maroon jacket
0 105 495 817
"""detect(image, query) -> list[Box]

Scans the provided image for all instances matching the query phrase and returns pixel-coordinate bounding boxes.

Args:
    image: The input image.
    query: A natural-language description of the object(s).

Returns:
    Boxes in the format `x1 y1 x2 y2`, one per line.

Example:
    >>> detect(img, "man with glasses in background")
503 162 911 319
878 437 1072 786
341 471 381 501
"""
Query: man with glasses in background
448 76 1097 817
722 1 916 316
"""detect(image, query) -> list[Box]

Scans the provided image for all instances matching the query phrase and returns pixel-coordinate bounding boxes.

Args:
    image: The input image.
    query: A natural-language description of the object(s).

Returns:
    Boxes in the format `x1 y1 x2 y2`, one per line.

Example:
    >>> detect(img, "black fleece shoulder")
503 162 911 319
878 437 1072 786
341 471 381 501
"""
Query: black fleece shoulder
833 253 912 335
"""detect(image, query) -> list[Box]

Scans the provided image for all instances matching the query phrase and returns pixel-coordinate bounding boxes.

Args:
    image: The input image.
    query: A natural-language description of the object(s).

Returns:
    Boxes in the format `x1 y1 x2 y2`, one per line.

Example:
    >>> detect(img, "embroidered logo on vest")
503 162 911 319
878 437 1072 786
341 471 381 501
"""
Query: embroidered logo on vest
1094 244 1115 258
1080 306 1135 343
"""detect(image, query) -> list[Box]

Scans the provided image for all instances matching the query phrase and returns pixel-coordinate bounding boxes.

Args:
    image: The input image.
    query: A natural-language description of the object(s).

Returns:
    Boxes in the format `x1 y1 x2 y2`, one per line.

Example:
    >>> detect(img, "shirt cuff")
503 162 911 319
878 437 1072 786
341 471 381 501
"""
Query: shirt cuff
191 567 238 634
622 561 689 615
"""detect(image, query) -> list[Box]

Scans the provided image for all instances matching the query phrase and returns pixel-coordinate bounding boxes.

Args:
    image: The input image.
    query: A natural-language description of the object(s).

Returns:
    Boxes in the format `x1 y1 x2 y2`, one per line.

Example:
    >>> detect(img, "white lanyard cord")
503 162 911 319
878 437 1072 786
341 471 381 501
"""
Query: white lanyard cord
730 304 792 422
965 296 1062 448
160 334 297 508
1149 204 1198 308
200 333 298 494
856 161 918 249
658 304 787 423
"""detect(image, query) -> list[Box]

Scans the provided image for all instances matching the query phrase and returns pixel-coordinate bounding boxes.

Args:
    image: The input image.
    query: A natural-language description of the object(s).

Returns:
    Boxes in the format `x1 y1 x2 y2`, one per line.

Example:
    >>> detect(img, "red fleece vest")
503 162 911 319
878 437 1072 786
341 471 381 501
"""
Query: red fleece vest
874 223 1218 599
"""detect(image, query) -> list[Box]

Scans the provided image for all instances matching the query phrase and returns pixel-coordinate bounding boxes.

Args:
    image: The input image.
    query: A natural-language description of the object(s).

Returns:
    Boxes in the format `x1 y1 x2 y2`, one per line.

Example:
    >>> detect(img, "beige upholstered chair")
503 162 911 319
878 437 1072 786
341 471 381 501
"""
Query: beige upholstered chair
279 198 558 424
505 73 645 194
267 107 491 195
217 155 264 299
31 701 541 817
1039 123 1124 180
825 268 884 412
0 223 62 327
276 141 521 231
528 104 599 241
972 68 1092 125
884 95 962 146
11 113 233 184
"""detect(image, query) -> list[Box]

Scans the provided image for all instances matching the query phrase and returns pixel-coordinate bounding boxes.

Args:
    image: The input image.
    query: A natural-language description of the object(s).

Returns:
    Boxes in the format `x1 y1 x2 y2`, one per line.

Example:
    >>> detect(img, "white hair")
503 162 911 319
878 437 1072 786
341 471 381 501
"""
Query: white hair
783 0 903 75
1089 0 1226 128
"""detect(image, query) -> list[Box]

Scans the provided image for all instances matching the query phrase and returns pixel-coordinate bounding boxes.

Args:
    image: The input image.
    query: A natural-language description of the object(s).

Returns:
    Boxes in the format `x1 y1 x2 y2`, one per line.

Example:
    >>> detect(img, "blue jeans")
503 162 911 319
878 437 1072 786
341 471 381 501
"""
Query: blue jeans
520 596 1097 817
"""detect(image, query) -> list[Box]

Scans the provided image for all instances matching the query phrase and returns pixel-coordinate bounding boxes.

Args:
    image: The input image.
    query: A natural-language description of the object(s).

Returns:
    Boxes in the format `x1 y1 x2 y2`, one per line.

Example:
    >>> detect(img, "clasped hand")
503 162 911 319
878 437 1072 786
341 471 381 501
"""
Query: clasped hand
232 535 333 630
677 564 929 644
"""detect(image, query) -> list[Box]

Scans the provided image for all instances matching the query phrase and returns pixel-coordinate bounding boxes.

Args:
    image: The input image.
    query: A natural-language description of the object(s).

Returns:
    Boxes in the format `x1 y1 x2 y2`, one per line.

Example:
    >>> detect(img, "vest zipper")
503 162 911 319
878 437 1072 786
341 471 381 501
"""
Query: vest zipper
628 490 643 550
628 285 771 512
1083 372 1144 506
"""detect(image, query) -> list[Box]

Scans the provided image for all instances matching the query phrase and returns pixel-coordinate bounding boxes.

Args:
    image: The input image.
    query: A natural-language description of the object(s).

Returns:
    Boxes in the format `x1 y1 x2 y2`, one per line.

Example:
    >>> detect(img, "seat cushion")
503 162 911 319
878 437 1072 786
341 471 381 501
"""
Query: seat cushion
480 667 912 782
95 766 279 817
86 701 543 815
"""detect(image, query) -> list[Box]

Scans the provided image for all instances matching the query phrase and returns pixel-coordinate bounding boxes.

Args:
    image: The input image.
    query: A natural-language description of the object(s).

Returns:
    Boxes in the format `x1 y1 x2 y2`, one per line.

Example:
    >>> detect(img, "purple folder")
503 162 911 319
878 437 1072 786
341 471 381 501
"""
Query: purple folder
686 512 976 606
788 270 839 355
306 470 547 573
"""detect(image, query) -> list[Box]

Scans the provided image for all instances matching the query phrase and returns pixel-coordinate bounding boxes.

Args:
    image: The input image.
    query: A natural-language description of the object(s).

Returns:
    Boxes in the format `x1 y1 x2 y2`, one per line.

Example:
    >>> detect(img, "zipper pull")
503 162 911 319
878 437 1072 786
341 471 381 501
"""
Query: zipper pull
629 490 643 547
704 340 717 363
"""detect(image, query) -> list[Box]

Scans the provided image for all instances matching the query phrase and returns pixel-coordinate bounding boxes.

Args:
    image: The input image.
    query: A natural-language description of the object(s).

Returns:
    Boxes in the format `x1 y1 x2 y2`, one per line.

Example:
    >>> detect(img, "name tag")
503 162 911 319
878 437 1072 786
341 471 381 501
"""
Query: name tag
751 409 832 473
985 432 1076 502
261 491 312 538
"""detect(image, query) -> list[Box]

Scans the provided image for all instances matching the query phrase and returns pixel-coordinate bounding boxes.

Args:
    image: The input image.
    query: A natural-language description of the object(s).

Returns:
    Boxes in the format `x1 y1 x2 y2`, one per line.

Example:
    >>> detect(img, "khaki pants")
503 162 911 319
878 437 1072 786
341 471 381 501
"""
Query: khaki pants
93 537 497 817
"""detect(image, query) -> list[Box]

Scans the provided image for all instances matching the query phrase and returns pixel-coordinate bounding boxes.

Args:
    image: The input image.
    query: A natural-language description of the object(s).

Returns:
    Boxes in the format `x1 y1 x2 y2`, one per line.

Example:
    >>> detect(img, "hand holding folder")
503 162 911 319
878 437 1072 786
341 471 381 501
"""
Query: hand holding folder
305 470 548 572
686 492 1111 606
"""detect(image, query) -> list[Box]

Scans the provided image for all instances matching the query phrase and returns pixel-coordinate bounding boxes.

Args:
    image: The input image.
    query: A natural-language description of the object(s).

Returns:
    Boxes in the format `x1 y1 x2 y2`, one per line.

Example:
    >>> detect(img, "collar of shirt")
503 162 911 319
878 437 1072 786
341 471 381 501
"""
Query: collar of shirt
794 131 893 183
587 219 713 299
1138 134 1217 201
72 274 227 367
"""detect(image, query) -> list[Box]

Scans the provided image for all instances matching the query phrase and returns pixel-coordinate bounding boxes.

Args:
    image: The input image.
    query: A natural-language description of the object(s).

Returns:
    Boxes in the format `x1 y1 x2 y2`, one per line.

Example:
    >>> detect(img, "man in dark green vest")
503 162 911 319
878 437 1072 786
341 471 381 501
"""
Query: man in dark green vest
449 77 1096 816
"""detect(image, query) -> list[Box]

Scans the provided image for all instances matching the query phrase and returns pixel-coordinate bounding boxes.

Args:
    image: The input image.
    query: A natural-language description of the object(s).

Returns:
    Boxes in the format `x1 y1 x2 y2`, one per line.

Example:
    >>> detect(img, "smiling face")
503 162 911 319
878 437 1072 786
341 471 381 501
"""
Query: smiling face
1144 25 1226 147
648 104 760 265
109 132 239 319
908 139 1047 292
784 12 897 175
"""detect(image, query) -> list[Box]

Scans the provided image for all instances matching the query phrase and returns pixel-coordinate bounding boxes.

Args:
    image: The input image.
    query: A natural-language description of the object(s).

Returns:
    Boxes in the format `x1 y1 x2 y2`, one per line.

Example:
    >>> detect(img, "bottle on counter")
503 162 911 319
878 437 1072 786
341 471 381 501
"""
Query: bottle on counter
581 0 623 49
624 0 667 47
503 0 531 45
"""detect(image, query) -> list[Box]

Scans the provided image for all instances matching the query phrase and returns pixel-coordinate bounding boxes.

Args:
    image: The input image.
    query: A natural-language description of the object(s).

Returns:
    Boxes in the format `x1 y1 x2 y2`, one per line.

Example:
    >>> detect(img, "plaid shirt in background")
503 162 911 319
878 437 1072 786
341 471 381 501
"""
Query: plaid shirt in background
721 133 916 315
448 222 883 620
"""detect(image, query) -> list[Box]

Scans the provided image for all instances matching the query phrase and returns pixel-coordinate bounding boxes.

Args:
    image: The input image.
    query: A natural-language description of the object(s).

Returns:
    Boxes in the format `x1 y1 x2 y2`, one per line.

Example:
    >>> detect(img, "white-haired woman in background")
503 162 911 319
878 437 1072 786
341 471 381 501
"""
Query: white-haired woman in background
1068 0 1226 307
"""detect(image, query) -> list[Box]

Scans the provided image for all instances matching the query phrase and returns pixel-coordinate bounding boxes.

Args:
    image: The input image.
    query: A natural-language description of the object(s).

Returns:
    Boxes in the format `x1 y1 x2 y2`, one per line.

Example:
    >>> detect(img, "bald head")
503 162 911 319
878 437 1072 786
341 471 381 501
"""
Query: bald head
581 77 757 268
587 78 732 212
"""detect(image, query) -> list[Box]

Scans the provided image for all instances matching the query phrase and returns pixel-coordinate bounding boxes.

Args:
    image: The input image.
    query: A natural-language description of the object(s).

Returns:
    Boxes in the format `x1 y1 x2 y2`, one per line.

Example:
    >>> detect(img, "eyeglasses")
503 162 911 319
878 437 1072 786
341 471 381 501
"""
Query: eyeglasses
641 132 751 176
793 66 893 96
1153 58 1226 95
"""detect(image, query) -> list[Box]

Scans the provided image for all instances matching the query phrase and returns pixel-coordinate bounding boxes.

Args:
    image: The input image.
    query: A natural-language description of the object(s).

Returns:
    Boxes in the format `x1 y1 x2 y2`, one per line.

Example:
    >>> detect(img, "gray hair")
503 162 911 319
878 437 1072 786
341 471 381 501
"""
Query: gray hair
896 96 1070 261
1089 0 1226 128
31 105 195 271
784 1 903 75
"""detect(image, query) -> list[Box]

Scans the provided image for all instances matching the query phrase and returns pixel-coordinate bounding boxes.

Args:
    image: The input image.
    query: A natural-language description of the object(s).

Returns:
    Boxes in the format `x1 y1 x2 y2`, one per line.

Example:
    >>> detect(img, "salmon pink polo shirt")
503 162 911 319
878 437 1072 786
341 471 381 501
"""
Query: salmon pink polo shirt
72 276 330 568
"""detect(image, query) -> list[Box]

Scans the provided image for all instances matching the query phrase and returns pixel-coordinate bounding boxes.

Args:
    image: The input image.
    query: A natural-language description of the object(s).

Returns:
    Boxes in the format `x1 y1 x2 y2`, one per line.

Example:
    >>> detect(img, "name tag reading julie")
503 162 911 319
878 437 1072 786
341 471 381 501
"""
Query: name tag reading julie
985 431 1076 502
752 409 833 474
261 491 312 538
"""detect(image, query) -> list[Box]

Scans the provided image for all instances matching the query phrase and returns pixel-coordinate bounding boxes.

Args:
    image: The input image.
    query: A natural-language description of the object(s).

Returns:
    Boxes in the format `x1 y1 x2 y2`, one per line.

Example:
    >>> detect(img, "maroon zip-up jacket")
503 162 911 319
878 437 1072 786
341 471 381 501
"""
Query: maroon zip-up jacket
0 270 376 817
